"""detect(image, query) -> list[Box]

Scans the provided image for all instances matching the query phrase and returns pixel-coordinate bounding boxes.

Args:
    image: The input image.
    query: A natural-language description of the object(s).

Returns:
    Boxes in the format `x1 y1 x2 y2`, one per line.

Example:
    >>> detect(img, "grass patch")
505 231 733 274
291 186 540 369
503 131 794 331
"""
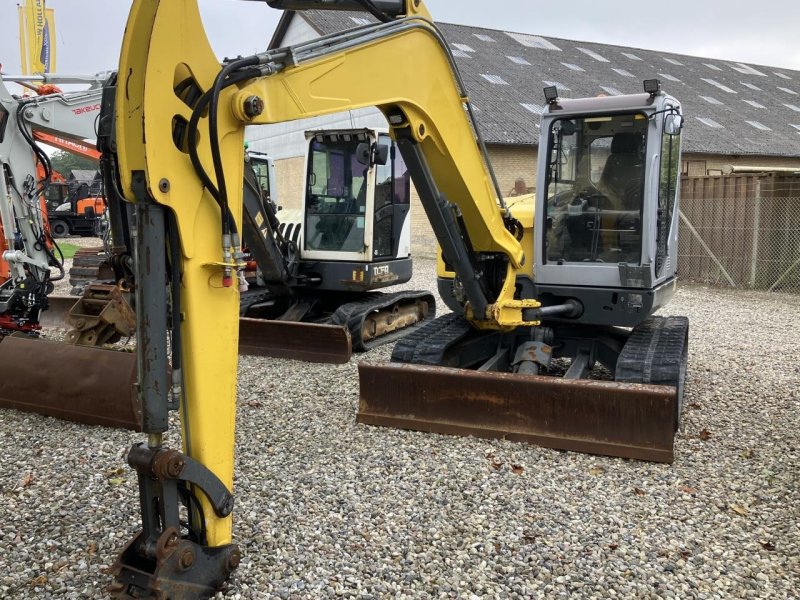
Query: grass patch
57 242 80 260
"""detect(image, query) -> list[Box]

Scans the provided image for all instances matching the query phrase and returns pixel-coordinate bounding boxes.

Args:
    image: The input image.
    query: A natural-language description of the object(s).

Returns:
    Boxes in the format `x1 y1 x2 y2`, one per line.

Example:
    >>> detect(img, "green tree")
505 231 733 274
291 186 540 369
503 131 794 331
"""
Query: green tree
48 150 97 178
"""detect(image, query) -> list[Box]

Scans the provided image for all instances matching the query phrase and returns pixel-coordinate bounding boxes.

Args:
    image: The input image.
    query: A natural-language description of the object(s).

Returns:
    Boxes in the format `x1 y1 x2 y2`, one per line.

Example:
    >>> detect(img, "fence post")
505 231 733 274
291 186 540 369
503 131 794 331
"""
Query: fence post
749 195 761 287
768 255 800 292
679 210 737 287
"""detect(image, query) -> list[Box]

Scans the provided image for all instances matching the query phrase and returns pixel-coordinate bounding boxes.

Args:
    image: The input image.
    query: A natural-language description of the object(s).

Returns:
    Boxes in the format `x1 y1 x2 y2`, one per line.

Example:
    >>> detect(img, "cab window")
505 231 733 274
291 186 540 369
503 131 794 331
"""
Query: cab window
544 113 647 265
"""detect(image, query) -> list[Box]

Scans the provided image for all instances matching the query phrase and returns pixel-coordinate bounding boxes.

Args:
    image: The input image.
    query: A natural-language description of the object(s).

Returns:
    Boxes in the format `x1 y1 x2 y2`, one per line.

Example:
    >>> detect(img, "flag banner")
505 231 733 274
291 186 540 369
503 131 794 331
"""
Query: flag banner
18 1 56 75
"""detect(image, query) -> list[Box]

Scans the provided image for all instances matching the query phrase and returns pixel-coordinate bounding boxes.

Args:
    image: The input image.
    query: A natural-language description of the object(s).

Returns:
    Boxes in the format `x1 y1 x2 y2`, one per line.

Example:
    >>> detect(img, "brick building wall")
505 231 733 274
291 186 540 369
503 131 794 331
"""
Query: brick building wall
408 144 539 256
272 155 306 211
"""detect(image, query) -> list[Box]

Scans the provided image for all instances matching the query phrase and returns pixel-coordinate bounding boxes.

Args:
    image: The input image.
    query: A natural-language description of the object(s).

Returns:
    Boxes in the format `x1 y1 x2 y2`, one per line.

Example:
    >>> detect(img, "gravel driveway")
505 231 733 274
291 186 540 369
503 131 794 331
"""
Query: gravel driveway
0 257 797 598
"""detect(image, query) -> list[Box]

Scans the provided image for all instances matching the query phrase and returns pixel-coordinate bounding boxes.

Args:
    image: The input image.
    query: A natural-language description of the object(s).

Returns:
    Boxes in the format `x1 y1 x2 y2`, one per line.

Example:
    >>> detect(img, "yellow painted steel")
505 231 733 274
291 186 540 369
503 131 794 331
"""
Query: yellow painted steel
232 19 540 325
114 0 541 549
437 193 539 326
117 0 245 546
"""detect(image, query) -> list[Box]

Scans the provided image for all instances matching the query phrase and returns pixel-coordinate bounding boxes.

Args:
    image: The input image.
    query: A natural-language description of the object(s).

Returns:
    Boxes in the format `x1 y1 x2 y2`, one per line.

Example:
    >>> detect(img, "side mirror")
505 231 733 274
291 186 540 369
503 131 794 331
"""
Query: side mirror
356 142 371 165
356 141 390 166
374 144 389 166
664 112 684 136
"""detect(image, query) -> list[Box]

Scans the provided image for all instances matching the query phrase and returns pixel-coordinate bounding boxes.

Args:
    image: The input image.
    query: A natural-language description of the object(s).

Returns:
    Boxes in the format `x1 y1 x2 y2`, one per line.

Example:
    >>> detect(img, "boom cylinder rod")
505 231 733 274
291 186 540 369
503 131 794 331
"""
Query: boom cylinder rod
131 178 170 434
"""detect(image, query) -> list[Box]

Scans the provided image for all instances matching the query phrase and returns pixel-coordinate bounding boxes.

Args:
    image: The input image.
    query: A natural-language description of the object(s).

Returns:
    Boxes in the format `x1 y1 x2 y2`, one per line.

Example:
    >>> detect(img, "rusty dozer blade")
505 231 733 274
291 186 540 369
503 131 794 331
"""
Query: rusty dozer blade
239 317 352 363
42 300 353 363
357 362 677 463
0 336 141 430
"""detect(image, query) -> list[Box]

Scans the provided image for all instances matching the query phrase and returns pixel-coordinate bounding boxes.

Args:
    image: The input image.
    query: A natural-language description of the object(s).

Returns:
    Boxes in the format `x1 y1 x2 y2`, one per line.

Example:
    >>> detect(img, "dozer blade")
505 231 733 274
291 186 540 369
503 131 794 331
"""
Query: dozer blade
40 295 78 329
239 317 352 363
42 301 353 364
357 362 677 463
0 336 141 430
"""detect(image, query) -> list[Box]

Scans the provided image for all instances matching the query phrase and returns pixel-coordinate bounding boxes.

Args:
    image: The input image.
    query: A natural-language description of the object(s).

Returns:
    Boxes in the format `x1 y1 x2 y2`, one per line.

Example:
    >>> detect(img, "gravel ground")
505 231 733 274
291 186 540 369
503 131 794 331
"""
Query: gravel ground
0 256 797 599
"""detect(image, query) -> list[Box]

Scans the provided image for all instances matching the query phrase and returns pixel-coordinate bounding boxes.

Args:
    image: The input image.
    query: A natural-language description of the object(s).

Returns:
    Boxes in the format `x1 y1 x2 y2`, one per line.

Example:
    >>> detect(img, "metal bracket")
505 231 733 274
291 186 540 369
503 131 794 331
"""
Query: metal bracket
128 443 235 518
618 263 653 288
110 527 240 600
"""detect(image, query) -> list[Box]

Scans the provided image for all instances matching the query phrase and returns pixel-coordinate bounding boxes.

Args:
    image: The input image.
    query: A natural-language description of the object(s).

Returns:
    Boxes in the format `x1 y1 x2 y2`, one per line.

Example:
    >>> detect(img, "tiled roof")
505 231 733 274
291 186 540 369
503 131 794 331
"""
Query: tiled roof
275 10 800 157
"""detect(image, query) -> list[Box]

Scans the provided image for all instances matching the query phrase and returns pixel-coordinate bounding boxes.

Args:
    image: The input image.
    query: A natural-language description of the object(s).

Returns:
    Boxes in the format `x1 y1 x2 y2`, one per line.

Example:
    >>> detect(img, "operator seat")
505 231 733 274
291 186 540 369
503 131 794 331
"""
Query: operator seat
598 131 645 262
599 132 644 210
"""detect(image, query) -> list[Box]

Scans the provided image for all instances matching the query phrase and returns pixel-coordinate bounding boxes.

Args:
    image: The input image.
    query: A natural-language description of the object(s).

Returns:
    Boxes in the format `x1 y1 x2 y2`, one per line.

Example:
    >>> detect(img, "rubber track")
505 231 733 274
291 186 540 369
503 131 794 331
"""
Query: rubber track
616 315 689 428
391 312 472 365
239 288 274 316
330 290 436 352
68 247 110 295
616 316 689 386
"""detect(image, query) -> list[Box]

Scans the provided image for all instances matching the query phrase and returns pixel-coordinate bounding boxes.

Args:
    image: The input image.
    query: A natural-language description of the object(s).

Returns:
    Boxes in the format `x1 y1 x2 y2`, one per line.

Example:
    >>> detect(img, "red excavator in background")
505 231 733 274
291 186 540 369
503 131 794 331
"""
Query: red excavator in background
34 131 107 238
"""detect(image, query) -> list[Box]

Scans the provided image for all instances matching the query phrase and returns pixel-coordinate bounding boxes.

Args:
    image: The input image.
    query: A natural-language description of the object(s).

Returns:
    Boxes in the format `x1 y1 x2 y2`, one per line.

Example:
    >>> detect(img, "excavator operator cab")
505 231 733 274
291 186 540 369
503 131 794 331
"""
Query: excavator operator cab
544 117 647 265
534 84 683 327
248 150 277 204
303 128 411 264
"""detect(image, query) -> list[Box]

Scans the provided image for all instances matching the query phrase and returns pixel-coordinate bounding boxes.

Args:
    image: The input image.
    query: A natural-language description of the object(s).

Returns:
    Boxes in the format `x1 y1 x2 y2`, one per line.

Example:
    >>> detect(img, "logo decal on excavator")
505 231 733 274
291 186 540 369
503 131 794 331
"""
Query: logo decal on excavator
72 103 101 115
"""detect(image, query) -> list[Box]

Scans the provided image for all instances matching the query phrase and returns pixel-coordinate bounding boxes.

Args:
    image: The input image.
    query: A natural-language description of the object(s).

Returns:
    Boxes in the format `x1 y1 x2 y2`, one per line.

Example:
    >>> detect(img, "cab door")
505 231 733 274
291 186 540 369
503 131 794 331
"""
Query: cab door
372 134 411 261
302 132 374 263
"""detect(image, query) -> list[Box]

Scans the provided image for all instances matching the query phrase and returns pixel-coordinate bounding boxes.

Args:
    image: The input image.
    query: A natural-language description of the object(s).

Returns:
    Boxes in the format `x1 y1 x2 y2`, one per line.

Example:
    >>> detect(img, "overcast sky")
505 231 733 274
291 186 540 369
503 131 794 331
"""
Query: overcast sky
1 0 798 79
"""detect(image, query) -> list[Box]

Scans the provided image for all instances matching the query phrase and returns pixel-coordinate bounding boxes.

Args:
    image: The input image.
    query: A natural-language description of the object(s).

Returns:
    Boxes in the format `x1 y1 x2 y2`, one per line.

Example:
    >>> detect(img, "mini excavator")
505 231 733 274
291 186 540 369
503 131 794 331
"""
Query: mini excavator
0 74 107 335
0 74 142 428
0 77 433 428
105 0 687 596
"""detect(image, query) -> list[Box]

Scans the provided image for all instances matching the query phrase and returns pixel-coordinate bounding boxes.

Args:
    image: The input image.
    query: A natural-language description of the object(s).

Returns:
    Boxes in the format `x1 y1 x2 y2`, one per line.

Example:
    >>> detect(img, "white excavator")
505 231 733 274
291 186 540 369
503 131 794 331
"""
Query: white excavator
0 73 435 428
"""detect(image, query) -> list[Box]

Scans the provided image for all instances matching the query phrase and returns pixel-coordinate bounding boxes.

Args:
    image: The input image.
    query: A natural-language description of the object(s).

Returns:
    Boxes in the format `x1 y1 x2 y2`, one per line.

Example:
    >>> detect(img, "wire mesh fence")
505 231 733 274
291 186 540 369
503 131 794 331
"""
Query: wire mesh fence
678 174 800 293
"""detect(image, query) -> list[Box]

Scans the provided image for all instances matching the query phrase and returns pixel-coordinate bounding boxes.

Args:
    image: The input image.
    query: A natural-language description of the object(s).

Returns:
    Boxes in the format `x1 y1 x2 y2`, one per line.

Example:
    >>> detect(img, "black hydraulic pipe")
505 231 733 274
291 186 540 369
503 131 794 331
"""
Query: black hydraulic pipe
394 135 490 320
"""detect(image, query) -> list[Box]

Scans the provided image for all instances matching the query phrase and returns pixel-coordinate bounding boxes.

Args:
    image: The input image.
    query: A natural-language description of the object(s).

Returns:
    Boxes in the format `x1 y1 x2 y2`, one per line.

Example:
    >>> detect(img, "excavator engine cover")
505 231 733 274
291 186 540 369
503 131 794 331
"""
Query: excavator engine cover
0 336 141 430
357 362 677 462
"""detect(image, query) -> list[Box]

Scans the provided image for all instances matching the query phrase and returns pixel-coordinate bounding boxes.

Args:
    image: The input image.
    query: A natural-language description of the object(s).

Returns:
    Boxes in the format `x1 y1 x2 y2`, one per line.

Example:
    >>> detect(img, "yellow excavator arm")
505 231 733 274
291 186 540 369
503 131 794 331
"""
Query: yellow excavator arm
109 0 688 596
111 0 540 596
118 0 538 332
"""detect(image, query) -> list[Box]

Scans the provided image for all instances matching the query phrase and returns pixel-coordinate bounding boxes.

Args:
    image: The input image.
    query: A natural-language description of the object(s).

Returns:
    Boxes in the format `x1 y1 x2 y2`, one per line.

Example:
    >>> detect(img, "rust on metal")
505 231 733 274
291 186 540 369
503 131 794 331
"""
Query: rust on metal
357 362 677 463
40 295 78 329
238 317 352 363
0 336 141 430
110 528 240 599
362 299 430 342
66 284 137 346
42 304 353 364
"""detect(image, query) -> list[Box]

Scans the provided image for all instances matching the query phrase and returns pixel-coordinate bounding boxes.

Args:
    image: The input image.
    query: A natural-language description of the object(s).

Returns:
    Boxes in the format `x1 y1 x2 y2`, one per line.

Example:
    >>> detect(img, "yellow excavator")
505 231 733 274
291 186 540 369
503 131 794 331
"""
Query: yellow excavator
105 0 687 596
